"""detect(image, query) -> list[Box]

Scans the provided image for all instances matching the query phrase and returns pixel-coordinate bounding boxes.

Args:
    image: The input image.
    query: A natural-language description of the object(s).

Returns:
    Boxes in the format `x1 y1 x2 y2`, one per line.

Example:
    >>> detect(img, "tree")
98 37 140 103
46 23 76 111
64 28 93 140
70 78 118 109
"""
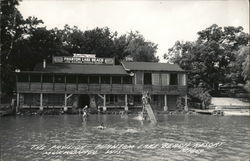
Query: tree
233 45 250 92
113 34 130 61
1 0 24 95
8 27 69 70
188 88 211 109
1 0 23 61
55 26 116 58
54 27 159 62
1 0 45 95
125 31 159 62
164 24 249 89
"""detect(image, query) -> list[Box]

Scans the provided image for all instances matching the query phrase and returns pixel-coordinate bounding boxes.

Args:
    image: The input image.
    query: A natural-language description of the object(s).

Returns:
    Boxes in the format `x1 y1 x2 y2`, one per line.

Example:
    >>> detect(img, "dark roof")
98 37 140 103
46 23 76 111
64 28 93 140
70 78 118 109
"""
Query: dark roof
33 63 128 75
121 61 184 72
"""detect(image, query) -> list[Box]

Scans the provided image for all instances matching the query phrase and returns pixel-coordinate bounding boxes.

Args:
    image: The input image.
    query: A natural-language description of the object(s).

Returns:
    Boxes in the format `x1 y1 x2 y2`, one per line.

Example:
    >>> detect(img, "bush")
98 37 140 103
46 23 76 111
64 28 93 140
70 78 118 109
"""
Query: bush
188 88 211 109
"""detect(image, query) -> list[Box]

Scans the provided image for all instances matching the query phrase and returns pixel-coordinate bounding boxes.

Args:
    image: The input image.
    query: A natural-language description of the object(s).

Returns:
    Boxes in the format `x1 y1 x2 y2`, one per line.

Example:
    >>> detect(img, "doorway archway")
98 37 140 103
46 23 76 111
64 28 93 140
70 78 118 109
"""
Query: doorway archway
78 94 90 108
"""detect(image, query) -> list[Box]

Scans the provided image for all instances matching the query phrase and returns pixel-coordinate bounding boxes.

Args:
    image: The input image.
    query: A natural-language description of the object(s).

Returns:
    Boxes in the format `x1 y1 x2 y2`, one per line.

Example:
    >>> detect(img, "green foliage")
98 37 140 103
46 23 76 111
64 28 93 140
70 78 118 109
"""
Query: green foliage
56 26 116 58
124 31 159 62
54 27 159 62
238 46 250 81
188 88 211 109
164 24 250 89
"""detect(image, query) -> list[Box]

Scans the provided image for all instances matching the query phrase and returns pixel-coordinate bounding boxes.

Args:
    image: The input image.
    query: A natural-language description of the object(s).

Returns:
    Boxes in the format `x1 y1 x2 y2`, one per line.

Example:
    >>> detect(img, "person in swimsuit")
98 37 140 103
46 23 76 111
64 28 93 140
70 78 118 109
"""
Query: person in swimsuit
97 122 105 130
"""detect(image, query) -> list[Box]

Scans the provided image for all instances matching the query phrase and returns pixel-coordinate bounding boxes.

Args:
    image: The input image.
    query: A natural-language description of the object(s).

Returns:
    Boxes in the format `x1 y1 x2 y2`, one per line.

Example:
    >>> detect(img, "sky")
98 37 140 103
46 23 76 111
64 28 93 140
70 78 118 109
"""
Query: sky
18 0 249 62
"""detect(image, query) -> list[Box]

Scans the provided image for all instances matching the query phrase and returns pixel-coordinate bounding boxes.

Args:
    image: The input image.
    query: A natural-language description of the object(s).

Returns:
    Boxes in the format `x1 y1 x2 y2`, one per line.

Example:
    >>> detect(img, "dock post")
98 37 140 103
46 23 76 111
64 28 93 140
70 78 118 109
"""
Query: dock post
125 94 128 111
164 94 168 111
103 94 107 112
184 94 188 111
39 93 43 111
16 92 20 113
64 93 68 111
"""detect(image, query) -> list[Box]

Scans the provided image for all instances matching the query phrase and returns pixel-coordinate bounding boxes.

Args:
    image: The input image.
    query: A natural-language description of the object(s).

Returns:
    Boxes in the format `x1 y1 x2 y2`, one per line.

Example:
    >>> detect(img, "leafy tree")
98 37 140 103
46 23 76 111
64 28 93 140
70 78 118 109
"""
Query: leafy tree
164 24 249 90
233 45 250 92
54 27 159 62
8 27 69 70
1 0 45 94
113 34 130 61
55 26 116 58
1 0 24 95
237 45 250 81
1 0 23 61
188 88 211 109
125 31 159 62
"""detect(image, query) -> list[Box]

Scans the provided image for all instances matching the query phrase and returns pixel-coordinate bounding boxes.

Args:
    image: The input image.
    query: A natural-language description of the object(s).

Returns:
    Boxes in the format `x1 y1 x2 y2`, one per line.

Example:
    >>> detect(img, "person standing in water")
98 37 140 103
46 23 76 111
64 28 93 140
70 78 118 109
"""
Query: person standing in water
82 105 88 121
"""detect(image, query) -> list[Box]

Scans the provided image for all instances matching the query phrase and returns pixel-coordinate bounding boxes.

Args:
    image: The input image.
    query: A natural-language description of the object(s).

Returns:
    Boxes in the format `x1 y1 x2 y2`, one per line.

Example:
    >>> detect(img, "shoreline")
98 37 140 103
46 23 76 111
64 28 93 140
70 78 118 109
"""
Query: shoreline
1 109 249 117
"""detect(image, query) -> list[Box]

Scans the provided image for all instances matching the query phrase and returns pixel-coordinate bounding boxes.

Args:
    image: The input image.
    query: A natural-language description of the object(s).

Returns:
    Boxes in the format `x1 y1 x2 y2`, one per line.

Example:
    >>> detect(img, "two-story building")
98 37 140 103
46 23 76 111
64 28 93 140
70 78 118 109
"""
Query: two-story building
15 55 188 113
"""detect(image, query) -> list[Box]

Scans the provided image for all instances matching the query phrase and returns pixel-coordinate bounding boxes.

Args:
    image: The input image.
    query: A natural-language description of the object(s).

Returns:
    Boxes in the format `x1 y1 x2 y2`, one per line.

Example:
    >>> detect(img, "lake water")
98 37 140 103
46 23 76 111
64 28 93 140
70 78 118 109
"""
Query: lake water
0 114 250 161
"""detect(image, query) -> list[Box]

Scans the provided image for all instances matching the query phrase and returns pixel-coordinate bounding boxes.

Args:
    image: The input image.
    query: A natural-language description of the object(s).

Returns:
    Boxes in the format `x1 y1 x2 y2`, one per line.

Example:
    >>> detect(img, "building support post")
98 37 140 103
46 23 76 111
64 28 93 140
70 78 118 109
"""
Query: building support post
184 94 188 111
64 93 68 111
39 93 43 111
164 94 168 111
125 94 128 111
103 94 107 112
16 92 20 113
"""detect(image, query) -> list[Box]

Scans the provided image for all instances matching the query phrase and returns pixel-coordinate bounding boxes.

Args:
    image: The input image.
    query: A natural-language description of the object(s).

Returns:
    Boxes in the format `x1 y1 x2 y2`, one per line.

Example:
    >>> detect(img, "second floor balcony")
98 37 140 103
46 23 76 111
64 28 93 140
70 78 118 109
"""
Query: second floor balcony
17 82 187 95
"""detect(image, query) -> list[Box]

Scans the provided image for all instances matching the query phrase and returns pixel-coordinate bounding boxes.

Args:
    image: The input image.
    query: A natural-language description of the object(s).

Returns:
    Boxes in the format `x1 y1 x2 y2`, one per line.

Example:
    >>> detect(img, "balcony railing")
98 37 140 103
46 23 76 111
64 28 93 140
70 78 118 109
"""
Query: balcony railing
17 82 187 94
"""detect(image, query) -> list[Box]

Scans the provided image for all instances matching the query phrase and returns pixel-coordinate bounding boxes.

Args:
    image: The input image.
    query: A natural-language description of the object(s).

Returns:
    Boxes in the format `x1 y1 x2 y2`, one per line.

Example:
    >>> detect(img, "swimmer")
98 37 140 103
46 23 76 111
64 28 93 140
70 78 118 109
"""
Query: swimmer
82 105 88 120
121 110 128 119
133 112 145 120
83 105 88 110
97 122 106 130
82 111 87 119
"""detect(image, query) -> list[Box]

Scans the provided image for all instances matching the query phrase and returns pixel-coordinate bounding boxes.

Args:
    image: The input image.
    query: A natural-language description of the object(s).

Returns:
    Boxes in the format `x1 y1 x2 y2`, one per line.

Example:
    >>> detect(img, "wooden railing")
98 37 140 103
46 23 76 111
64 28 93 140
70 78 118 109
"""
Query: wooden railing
17 82 187 94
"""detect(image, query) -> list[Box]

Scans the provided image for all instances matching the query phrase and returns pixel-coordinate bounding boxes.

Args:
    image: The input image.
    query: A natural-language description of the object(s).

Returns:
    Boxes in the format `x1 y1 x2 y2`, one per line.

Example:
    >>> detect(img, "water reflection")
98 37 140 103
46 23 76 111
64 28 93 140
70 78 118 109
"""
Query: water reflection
0 114 250 161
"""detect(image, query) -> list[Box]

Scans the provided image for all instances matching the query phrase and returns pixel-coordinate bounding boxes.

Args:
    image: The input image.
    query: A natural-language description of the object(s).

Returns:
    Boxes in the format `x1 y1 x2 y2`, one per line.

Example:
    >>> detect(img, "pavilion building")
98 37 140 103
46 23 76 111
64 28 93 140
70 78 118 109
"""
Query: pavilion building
15 55 188 112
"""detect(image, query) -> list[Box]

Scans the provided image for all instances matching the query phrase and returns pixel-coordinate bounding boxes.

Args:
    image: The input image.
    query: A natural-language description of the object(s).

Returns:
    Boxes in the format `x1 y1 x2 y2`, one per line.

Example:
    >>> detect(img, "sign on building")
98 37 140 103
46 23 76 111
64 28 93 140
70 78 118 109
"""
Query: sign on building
125 56 134 62
52 56 114 65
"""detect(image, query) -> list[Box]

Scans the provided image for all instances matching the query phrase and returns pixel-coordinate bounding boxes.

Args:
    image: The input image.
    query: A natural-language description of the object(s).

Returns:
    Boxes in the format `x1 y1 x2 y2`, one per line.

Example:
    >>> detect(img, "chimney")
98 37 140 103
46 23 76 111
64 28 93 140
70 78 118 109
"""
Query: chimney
43 59 46 69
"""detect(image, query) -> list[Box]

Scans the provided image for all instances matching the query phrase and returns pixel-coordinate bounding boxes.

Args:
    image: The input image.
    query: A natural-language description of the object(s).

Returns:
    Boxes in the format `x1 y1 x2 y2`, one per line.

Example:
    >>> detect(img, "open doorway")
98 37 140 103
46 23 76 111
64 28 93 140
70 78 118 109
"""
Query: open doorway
78 94 90 108
167 95 177 111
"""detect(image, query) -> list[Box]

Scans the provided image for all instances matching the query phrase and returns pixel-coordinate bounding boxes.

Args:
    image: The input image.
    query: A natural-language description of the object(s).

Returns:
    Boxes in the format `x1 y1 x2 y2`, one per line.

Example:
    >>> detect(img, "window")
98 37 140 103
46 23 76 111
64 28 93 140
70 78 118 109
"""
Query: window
101 76 110 84
144 73 152 85
123 76 132 84
66 75 76 83
136 72 143 84
78 76 88 83
89 76 99 84
18 74 29 82
161 73 169 86
54 75 65 83
30 74 41 82
170 73 178 85
112 76 121 84
152 73 160 85
42 74 53 83
179 73 186 86
107 95 118 104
